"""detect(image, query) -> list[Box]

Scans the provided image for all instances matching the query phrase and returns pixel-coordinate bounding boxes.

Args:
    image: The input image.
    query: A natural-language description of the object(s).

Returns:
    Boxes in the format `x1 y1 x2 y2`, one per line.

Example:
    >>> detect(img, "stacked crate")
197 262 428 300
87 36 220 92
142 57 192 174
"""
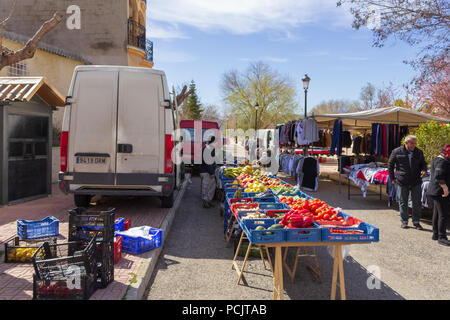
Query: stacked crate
68 207 115 289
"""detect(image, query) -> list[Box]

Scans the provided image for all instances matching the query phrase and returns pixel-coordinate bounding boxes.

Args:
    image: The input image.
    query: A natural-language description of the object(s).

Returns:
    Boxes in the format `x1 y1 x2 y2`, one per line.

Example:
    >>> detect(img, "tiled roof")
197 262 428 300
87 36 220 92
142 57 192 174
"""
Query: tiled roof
0 77 65 107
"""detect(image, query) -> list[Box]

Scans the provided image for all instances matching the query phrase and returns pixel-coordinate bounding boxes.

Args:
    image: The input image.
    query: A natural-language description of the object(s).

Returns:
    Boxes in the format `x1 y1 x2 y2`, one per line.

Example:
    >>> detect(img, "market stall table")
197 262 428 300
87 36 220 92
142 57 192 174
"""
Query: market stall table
233 233 369 300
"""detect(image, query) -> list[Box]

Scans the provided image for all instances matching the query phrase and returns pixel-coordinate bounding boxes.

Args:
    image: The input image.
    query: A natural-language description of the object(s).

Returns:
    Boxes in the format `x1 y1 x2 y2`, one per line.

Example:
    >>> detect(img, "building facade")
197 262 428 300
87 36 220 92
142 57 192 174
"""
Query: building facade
0 0 153 68
0 0 153 127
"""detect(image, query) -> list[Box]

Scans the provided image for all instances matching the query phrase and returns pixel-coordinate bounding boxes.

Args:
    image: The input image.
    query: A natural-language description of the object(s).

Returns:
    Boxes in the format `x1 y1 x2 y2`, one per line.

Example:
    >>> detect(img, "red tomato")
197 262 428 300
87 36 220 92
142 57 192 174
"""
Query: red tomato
323 214 330 220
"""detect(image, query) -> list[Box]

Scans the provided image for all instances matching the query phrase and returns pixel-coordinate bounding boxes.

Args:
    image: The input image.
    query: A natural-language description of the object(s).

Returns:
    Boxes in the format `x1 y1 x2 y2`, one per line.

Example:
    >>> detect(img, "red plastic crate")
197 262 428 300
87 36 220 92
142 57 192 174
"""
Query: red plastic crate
114 236 122 265
124 219 131 231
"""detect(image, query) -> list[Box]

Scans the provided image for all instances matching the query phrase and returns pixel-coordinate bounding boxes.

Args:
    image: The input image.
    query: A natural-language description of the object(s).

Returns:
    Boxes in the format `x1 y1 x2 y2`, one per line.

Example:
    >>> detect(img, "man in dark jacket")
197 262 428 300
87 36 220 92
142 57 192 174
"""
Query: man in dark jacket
388 135 427 229
199 136 217 208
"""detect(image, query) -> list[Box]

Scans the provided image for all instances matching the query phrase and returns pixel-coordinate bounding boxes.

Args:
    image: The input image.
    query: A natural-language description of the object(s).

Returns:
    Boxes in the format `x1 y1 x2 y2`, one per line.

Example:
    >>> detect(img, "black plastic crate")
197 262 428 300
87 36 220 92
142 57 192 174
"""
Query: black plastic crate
68 208 115 243
33 272 97 300
32 234 98 281
4 236 57 263
68 207 115 289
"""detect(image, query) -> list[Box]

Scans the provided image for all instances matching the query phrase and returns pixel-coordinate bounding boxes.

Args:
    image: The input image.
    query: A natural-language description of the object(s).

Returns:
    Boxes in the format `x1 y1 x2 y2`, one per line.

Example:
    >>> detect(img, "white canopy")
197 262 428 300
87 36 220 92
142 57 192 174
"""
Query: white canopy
312 107 449 129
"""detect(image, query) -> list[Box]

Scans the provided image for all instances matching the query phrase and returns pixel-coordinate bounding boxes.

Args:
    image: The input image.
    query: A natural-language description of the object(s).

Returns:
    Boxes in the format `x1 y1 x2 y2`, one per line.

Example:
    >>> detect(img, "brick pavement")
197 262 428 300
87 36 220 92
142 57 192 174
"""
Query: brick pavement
0 184 175 300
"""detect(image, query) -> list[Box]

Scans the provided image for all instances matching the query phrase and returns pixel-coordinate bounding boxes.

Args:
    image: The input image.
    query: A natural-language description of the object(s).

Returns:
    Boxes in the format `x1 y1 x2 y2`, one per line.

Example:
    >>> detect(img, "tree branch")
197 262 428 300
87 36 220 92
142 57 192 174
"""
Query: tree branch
0 11 64 71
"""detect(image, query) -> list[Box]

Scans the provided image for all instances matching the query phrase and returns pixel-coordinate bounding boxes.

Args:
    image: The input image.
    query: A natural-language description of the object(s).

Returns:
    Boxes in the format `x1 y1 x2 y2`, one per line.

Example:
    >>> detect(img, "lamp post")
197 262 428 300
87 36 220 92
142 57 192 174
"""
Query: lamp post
302 74 310 118
302 74 311 157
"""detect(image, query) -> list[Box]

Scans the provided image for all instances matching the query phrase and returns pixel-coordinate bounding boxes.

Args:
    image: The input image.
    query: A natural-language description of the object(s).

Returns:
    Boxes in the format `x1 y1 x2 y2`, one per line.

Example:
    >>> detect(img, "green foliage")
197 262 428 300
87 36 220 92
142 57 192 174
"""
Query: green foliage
184 80 203 120
406 121 450 164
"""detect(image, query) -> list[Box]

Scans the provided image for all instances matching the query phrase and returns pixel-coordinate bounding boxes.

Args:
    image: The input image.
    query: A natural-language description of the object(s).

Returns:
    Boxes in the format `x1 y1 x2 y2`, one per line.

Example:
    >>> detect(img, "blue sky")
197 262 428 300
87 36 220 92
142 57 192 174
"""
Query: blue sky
146 0 418 115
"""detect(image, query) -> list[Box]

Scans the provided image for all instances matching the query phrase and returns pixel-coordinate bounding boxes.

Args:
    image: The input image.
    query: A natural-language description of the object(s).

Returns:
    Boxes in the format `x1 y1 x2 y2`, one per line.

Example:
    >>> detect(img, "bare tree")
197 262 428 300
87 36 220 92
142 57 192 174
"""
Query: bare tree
0 0 64 71
311 99 362 114
202 104 223 123
337 0 450 82
360 82 376 110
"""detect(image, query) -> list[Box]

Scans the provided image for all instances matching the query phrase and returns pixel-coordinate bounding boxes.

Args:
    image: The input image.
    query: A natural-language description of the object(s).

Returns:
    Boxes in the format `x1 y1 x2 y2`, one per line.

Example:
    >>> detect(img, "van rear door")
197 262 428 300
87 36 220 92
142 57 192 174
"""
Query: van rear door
68 70 118 185
115 69 165 185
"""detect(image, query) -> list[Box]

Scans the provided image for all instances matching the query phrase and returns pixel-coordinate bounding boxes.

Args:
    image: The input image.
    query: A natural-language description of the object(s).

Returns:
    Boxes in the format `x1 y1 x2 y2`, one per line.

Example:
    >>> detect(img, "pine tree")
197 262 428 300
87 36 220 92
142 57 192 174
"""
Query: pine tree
184 80 203 120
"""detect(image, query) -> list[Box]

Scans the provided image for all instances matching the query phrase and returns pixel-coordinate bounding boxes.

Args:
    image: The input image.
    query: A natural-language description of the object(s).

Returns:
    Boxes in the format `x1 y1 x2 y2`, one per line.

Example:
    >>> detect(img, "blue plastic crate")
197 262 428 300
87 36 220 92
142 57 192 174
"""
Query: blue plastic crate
116 227 163 254
285 223 322 242
114 218 125 232
252 196 277 203
242 219 285 244
259 203 289 210
320 222 379 242
17 216 59 240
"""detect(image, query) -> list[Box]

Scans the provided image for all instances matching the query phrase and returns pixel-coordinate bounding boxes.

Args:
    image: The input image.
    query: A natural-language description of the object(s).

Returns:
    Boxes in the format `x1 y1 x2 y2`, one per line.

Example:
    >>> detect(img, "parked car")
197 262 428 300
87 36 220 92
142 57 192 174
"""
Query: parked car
180 120 220 167
59 66 179 208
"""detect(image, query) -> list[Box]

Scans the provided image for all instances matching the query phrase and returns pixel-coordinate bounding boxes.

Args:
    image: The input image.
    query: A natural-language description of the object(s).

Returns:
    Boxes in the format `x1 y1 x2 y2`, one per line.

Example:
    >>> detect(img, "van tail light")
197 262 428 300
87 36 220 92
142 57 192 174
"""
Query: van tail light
60 131 69 172
165 134 174 174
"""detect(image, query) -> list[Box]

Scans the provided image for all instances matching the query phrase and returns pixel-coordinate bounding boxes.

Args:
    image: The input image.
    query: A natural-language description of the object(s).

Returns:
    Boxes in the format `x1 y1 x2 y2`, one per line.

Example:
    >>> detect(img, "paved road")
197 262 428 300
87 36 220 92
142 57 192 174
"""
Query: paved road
145 176 449 300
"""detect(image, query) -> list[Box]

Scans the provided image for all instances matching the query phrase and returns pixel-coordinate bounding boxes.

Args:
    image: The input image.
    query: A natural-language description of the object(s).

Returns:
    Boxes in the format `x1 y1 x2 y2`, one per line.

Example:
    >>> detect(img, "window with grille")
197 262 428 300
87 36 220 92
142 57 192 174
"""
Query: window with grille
8 62 29 77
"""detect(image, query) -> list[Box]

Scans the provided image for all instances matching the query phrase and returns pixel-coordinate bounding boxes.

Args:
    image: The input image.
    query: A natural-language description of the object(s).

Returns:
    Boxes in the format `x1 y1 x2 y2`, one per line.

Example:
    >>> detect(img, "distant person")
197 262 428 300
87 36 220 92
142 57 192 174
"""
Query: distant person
199 136 217 208
388 135 427 229
427 144 450 246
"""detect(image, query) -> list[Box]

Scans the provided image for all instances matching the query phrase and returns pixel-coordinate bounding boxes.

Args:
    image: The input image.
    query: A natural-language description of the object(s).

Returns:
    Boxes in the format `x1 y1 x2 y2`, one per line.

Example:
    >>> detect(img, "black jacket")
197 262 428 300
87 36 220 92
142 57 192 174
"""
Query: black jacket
199 145 216 175
427 156 450 197
388 146 427 186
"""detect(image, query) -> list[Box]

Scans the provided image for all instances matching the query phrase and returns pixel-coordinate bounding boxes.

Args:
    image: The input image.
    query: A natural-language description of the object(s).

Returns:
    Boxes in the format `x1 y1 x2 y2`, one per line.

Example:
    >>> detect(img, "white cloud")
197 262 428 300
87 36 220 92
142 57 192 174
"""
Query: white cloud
148 0 352 38
263 57 288 63
340 56 369 61
147 21 189 39
155 50 196 63
238 57 288 63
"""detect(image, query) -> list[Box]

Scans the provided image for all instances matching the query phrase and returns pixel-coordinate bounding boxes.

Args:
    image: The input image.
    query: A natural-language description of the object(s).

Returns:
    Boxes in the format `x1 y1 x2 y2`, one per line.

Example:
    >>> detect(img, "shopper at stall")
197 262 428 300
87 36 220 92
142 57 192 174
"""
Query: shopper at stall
388 135 427 229
200 136 217 208
427 144 450 246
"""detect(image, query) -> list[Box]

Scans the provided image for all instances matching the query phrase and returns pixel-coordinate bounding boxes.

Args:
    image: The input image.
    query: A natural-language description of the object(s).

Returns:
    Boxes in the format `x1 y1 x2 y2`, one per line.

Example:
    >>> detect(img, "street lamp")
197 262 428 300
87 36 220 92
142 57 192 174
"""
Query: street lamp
302 74 310 118
302 74 311 157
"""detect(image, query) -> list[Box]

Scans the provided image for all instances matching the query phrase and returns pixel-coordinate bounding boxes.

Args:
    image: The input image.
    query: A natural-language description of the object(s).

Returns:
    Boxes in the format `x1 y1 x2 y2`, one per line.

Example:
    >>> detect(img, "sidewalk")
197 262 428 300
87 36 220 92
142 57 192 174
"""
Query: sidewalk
0 182 187 300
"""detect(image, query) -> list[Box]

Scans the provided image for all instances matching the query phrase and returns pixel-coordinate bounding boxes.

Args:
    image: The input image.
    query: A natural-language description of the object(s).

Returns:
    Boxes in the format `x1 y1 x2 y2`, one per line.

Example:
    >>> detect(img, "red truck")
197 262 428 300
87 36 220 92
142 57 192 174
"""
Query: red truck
180 120 220 166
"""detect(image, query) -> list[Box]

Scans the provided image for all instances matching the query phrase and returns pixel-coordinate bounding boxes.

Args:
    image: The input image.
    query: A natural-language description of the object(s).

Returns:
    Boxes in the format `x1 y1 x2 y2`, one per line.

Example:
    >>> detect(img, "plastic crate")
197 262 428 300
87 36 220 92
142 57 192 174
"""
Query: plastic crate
230 203 259 217
320 222 379 242
68 208 115 243
33 272 97 300
116 227 162 255
114 218 125 231
242 219 285 244
259 203 289 211
32 234 98 282
4 236 57 263
237 210 270 221
114 236 122 264
124 219 131 231
285 223 322 242
17 216 59 240
252 196 277 203
266 209 290 219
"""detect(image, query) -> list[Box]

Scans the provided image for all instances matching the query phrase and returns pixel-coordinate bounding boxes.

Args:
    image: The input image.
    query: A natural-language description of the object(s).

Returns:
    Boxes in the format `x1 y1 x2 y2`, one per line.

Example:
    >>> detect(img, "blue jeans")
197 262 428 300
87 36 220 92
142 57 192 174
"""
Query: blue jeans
398 184 422 224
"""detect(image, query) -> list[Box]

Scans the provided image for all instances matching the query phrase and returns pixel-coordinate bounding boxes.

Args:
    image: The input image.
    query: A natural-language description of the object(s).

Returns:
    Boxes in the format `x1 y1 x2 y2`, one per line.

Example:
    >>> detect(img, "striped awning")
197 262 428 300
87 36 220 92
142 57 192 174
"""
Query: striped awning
0 77 65 107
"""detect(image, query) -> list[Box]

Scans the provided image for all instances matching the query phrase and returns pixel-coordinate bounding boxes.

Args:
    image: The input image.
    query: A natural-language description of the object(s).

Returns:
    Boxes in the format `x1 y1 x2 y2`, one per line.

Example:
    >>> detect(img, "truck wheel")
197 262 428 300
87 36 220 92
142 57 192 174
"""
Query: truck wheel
74 194 92 208
161 192 174 208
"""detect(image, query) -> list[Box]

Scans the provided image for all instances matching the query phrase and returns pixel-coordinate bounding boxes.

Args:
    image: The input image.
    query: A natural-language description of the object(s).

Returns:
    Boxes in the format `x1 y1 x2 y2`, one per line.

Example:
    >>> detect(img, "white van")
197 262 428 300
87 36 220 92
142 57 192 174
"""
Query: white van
59 66 178 208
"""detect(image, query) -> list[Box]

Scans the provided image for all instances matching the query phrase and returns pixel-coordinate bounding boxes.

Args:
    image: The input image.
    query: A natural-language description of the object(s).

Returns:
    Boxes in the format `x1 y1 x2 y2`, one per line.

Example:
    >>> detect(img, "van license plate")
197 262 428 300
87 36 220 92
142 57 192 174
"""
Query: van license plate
76 157 106 164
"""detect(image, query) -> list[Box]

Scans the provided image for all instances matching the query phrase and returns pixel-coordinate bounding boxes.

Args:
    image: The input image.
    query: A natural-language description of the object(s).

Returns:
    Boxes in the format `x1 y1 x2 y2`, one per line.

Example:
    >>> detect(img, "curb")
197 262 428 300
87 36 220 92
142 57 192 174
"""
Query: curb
123 179 189 300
